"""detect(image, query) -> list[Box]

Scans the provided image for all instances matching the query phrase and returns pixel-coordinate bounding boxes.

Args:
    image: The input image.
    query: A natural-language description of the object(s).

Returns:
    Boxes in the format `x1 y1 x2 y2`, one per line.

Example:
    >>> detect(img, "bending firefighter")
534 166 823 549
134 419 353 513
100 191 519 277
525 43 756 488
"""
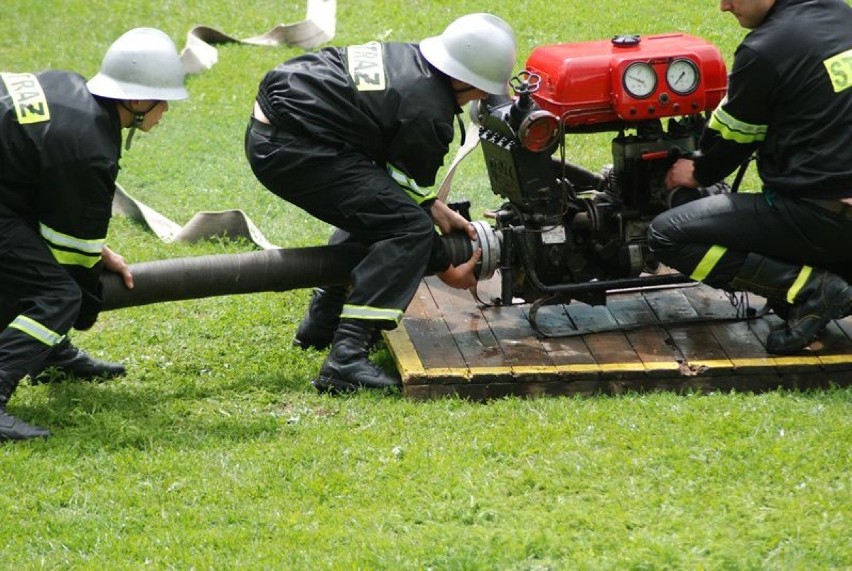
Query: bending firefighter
0 28 188 441
648 0 852 353
246 13 517 393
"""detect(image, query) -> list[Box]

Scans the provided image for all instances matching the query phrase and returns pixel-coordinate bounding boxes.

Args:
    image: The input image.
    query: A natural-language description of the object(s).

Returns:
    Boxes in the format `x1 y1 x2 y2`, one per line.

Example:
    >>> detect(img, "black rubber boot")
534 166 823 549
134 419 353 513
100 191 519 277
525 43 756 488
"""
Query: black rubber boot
764 298 792 321
766 270 852 354
0 373 50 441
293 287 346 351
730 254 852 354
35 338 126 382
312 320 401 394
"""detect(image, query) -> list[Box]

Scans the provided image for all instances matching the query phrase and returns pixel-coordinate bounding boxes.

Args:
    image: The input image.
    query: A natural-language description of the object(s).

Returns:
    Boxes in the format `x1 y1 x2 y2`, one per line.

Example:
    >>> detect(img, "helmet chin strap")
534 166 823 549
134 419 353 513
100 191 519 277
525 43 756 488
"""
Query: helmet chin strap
120 101 157 150
451 81 478 146
456 113 467 147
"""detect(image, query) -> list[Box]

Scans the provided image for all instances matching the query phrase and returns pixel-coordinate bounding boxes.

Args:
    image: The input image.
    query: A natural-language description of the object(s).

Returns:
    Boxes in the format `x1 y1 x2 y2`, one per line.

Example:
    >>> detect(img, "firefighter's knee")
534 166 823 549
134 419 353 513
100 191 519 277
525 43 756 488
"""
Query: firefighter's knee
51 277 83 329
647 212 677 255
410 210 436 241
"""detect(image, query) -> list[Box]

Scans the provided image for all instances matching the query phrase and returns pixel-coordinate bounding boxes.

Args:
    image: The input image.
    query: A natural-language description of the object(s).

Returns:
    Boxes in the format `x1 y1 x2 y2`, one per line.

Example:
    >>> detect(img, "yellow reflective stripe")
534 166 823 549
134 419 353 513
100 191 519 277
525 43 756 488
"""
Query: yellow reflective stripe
690 245 728 282
48 246 100 268
787 265 813 304
824 48 852 93
387 164 437 205
9 315 64 346
0 72 51 124
388 164 425 194
341 304 404 323
403 187 438 205
40 223 104 254
708 98 767 144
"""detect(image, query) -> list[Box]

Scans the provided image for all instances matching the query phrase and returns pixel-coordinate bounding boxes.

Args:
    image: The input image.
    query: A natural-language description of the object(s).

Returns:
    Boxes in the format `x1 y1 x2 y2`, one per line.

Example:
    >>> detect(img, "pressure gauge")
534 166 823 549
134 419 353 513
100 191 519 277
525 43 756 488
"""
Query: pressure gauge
622 62 657 99
666 58 700 95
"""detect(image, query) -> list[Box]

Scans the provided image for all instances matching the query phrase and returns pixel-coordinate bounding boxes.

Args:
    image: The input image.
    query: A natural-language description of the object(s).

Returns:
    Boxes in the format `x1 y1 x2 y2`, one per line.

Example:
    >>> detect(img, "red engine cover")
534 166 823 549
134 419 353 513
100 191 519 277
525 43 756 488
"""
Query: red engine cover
526 33 727 127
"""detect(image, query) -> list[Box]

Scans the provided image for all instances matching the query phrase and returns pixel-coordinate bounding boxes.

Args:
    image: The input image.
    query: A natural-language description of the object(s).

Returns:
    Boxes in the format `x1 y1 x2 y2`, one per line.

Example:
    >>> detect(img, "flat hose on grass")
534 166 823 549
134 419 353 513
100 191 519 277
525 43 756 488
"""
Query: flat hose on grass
101 234 475 311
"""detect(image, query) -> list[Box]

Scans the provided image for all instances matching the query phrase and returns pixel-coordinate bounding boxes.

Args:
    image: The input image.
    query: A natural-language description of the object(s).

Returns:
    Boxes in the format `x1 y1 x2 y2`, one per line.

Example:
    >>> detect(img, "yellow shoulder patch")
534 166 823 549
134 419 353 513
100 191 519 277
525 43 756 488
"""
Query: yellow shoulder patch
1 72 51 124
824 48 852 93
346 41 386 92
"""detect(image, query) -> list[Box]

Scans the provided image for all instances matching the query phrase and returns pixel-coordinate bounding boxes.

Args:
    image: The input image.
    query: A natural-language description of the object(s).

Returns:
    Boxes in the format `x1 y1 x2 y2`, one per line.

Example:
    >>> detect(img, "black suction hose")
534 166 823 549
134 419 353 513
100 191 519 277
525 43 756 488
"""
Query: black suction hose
101 235 475 311
101 244 365 311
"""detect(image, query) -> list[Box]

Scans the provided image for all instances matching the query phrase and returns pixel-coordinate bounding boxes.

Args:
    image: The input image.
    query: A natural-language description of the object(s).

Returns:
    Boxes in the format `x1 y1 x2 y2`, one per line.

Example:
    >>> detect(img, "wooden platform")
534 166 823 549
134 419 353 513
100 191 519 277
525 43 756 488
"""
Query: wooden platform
384 275 852 400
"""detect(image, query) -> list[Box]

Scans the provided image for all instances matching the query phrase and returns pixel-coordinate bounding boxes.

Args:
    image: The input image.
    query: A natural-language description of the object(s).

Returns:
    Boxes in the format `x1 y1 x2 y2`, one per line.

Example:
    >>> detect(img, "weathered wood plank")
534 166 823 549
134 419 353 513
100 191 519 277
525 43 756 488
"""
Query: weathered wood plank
400 281 468 374
423 276 507 378
405 372 849 400
679 286 776 376
607 294 680 376
644 288 733 376
393 278 852 400
565 302 645 378
463 272 555 383
478 303 559 385
406 280 439 319
401 319 466 373
515 304 602 383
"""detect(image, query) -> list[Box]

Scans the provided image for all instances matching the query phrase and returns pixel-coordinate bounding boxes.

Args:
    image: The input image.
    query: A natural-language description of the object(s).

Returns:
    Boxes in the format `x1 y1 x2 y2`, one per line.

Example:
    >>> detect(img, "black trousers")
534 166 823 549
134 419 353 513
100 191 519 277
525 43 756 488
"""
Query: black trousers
648 192 852 289
0 203 81 381
245 121 436 329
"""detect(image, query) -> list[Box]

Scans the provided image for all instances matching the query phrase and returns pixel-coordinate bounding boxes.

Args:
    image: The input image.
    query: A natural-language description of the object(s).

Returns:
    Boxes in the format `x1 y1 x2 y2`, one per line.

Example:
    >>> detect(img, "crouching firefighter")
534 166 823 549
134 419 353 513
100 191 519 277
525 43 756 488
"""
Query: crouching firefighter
245 13 517 393
0 28 188 441
648 0 852 354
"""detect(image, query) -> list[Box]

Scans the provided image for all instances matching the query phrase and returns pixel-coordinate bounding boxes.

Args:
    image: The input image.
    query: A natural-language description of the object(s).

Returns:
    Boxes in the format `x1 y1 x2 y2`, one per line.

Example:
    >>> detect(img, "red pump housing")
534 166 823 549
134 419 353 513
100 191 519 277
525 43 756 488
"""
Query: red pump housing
525 33 727 128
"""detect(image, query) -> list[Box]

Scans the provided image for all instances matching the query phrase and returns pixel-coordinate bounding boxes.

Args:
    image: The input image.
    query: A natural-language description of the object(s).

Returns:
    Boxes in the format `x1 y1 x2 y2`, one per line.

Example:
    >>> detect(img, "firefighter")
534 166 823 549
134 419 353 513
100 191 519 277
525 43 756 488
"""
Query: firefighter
0 28 188 441
245 13 517 393
648 0 852 354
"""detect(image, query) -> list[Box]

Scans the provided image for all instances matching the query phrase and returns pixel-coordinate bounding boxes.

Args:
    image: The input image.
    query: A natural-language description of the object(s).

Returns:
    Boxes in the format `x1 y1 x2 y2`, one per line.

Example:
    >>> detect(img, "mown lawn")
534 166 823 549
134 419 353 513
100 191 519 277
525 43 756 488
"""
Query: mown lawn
2 1 850 569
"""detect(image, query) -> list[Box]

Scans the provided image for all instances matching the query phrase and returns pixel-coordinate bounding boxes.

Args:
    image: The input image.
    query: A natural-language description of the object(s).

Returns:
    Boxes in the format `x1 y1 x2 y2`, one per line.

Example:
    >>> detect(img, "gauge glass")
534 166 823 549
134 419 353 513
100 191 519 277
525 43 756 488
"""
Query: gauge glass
623 62 657 99
666 58 700 95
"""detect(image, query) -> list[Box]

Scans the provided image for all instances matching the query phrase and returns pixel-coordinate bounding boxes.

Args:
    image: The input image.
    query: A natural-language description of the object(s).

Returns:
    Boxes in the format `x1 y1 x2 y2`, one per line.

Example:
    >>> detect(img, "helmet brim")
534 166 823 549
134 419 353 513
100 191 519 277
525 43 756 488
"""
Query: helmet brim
420 37 509 96
87 74 189 101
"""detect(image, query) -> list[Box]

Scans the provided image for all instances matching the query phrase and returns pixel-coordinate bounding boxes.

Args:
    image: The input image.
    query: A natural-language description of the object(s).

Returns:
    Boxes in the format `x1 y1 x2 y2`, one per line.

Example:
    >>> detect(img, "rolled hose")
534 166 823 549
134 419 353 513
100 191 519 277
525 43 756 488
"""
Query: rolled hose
101 234 480 311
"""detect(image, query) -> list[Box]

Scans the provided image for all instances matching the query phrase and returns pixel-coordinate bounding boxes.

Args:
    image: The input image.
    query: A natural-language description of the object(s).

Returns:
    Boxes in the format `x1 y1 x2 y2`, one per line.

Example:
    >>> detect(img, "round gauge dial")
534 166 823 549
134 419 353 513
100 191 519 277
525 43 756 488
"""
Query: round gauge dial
666 58 700 95
623 62 657 99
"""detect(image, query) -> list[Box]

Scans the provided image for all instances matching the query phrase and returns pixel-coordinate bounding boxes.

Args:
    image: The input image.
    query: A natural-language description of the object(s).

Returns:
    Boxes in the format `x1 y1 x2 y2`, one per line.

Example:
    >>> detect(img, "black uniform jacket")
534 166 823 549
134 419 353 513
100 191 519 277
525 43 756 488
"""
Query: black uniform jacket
0 70 122 326
256 41 459 190
694 0 852 198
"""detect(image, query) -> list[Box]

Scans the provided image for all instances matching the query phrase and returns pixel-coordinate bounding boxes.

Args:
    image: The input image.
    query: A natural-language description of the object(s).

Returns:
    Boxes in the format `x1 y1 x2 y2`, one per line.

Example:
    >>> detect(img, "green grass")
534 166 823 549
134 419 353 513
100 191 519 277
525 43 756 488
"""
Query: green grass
2 1 851 569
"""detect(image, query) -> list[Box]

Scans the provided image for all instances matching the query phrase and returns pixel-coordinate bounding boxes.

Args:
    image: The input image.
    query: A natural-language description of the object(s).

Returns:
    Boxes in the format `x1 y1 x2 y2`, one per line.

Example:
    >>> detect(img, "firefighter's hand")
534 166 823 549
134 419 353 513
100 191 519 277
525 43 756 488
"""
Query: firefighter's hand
436 248 482 290
430 199 477 239
665 158 700 190
102 245 134 289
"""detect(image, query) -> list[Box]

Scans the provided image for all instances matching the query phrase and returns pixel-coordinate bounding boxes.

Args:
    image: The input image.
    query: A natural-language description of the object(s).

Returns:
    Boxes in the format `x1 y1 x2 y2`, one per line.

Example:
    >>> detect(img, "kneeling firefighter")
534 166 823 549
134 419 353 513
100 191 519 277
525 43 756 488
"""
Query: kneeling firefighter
245 13 517 393
648 0 852 354
0 28 188 441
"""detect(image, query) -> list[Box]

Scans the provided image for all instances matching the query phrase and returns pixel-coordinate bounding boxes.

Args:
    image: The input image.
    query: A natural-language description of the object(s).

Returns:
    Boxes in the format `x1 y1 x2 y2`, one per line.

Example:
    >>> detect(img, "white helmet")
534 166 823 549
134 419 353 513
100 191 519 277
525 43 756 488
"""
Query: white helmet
420 13 517 95
87 28 188 101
